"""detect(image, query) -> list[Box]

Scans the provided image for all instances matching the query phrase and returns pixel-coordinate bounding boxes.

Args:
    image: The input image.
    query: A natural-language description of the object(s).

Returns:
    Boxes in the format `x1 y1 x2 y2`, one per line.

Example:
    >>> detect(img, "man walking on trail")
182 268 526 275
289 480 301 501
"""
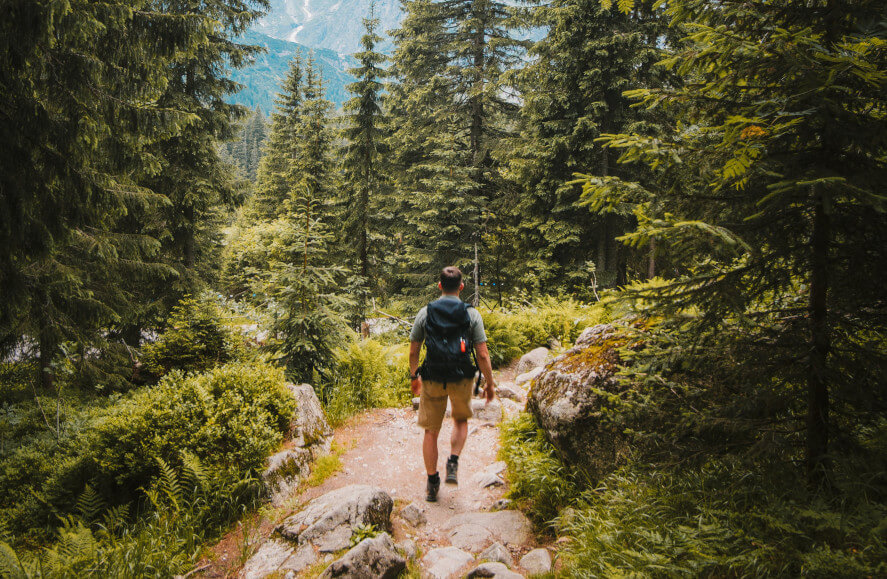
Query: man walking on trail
409 266 496 502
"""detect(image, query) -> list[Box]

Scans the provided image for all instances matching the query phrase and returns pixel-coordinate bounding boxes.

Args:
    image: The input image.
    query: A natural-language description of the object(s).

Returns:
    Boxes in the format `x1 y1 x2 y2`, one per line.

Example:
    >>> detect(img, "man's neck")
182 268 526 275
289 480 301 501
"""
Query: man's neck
440 292 460 298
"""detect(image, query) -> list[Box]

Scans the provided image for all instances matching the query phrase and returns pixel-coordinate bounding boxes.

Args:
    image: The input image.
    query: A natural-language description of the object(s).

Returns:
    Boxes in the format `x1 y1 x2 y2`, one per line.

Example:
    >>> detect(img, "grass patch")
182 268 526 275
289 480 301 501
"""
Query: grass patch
306 453 343 487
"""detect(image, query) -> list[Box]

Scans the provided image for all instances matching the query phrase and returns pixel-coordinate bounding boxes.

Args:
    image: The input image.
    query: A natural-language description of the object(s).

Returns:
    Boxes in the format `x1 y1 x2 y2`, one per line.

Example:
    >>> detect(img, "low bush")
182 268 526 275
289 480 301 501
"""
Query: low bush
321 338 411 426
0 362 294 539
482 297 610 367
141 296 239 378
499 413 579 525
559 459 887 577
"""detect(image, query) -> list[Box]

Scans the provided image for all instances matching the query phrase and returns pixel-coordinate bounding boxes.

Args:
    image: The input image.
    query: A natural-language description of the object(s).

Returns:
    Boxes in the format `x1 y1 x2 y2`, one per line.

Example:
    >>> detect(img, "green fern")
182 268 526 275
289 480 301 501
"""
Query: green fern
180 450 210 493
0 541 27 579
155 457 183 513
74 485 105 525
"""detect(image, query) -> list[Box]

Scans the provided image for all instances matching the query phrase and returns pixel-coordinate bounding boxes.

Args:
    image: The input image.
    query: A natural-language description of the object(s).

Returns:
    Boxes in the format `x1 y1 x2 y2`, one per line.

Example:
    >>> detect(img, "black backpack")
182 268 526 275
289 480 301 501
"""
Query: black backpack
418 299 478 384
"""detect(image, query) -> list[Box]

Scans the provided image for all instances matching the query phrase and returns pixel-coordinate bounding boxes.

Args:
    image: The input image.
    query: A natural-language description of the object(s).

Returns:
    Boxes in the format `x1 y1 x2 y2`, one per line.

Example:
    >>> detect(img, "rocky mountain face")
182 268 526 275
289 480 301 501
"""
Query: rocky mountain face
229 30 357 111
253 0 403 55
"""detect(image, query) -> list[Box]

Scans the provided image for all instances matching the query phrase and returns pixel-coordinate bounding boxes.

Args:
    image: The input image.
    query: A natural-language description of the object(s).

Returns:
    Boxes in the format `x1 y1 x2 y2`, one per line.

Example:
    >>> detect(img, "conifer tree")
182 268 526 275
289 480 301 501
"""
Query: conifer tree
343 6 389 324
505 0 669 291
581 0 887 481
387 0 524 299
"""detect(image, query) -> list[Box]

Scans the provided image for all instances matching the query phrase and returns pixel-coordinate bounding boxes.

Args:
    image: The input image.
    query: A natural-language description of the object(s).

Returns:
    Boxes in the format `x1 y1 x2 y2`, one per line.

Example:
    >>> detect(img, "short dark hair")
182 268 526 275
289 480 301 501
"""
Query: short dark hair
440 266 462 292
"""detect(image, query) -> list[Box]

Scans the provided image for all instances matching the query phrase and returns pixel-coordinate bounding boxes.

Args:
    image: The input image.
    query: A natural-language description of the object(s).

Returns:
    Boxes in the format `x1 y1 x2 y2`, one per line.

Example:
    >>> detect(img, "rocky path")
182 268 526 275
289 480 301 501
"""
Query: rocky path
209 359 554 579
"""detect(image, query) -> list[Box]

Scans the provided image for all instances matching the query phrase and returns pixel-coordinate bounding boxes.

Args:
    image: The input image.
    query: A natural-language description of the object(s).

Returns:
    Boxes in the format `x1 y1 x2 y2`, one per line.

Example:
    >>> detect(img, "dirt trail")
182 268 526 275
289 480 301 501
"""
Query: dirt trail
204 365 545 578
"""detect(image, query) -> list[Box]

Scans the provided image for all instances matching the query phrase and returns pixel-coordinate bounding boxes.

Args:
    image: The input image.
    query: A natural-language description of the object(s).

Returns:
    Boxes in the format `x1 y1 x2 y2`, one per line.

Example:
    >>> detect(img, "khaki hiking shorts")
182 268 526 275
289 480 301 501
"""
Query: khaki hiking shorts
417 377 474 431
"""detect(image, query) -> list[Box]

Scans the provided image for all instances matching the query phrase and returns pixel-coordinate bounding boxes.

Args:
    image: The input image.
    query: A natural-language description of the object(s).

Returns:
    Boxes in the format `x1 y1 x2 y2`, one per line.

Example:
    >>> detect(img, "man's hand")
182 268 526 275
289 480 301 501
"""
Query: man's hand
484 382 495 405
410 377 422 397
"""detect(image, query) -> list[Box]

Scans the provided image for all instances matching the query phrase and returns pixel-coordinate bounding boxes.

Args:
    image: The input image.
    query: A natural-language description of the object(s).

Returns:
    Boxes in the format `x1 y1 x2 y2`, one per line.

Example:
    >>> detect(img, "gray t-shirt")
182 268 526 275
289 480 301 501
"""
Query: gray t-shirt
409 296 487 344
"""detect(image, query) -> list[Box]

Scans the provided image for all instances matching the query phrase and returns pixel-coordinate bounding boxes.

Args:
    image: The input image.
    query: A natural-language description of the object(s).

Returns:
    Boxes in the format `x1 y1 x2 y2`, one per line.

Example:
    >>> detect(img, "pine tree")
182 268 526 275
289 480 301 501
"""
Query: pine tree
505 0 669 292
580 0 887 481
387 0 525 300
343 5 389 325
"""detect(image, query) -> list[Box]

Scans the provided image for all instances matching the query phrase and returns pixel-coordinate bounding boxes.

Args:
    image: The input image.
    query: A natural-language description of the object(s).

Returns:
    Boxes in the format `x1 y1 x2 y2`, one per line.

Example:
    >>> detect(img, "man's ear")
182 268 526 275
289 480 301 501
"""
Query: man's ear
459 282 465 291
438 281 442 290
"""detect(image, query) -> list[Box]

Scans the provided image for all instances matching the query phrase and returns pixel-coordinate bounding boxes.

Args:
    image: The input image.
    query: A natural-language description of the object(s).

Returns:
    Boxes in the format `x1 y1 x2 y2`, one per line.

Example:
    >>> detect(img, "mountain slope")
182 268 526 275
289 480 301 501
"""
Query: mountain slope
253 0 403 55
228 30 356 112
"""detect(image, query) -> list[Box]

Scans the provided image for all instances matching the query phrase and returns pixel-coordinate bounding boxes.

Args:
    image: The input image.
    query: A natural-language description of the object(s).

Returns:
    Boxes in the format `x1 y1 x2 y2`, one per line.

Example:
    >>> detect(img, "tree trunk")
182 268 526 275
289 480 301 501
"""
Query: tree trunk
807 187 831 484
648 238 656 279
38 321 56 390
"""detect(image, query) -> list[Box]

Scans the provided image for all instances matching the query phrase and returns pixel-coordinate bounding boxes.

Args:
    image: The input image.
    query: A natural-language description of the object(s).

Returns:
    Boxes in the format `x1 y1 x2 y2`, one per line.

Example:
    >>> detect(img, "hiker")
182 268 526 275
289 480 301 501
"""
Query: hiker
409 266 496 502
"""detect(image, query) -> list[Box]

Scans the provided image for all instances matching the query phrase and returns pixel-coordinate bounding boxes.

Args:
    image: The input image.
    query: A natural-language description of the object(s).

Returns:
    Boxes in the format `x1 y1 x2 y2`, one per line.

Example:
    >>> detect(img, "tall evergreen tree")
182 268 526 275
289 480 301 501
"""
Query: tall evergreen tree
505 0 669 292
343 6 389 324
581 0 887 481
387 0 524 301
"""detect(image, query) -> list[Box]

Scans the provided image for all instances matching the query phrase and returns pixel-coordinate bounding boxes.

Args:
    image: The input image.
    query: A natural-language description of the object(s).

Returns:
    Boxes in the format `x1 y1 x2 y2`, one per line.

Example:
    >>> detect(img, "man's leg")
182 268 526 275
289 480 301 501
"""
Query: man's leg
450 418 468 456
423 429 440 475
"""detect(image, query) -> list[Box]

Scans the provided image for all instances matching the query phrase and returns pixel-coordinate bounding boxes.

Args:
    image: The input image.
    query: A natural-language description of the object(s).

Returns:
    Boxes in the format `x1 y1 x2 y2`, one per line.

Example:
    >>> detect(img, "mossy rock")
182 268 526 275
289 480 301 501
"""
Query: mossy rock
527 323 639 483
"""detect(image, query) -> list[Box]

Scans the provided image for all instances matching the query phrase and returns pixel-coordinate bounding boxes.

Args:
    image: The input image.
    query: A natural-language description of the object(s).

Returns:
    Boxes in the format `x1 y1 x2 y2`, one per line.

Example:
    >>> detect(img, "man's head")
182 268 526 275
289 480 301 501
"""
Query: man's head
439 266 464 295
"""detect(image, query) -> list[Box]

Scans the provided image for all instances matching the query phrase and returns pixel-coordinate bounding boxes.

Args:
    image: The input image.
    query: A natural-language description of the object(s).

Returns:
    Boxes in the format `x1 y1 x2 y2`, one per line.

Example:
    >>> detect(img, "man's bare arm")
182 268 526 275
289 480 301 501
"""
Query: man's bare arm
474 342 496 403
409 341 422 396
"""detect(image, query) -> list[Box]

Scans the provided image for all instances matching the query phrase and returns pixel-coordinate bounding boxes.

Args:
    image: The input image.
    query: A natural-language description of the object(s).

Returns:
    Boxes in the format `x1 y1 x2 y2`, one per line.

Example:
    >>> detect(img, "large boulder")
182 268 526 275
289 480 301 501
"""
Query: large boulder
519 548 552 575
443 511 533 552
263 447 313 506
239 539 317 579
277 485 393 552
288 383 333 447
423 547 475 579
515 347 549 375
319 533 405 579
527 323 634 482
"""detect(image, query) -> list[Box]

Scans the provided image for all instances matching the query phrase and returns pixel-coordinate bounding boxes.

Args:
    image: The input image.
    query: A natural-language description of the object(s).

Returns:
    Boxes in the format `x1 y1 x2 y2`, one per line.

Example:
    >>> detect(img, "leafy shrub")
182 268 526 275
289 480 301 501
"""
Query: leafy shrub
483 298 610 367
322 338 411 426
0 456 264 578
559 460 887 577
499 413 579 525
0 362 294 538
141 296 239 378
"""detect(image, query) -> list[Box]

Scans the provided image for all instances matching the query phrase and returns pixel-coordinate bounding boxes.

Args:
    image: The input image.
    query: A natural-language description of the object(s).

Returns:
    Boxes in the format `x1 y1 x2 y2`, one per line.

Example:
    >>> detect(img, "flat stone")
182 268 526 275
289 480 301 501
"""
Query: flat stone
400 502 427 527
443 511 533 548
495 385 525 402
479 542 514 567
396 539 418 560
471 399 502 422
485 461 507 476
315 525 353 553
240 540 317 579
319 533 405 579
515 367 543 387
519 548 552 575
423 546 475 579
516 347 549 375
277 485 393 548
472 472 504 488
468 562 524 579
448 523 493 553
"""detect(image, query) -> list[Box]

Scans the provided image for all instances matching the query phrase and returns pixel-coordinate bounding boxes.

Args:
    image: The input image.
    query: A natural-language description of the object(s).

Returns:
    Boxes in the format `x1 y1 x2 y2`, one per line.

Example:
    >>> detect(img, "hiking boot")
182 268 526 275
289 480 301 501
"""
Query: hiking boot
445 457 459 485
426 476 440 502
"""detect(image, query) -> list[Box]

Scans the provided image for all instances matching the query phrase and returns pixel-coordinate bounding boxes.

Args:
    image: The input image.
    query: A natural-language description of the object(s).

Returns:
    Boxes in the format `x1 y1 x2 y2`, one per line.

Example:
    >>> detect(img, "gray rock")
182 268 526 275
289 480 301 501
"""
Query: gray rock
288 383 332 448
468 562 524 579
471 399 502 423
490 498 512 511
496 384 525 402
516 347 549 375
240 540 317 579
448 523 493 553
443 511 533 548
316 525 353 553
422 546 475 579
479 542 514 567
500 399 524 417
527 323 633 482
519 548 552 576
396 539 418 560
319 533 405 579
485 461 507 476
472 472 504 488
514 367 543 387
277 485 393 548
263 447 312 506
400 502 427 527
